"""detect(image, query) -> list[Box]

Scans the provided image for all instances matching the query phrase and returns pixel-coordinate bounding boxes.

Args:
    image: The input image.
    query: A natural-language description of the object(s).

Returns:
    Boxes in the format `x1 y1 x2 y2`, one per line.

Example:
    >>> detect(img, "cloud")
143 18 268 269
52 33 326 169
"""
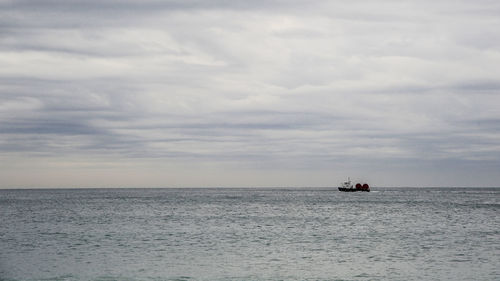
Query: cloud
1 0 500 187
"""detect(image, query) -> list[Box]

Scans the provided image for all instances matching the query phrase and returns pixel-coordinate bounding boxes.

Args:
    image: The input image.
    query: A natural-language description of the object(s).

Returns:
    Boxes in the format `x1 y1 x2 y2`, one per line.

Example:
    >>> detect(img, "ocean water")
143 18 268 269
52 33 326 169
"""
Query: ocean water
0 187 499 281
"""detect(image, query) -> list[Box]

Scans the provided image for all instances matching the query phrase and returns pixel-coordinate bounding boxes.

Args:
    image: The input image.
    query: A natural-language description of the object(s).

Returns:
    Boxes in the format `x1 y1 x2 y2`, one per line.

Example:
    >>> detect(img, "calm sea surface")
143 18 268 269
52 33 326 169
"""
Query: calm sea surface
1 187 499 281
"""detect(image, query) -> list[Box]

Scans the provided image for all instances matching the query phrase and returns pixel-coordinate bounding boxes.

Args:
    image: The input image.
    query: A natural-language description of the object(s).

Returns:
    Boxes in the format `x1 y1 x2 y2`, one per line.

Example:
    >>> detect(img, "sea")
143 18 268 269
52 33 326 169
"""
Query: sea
0 187 499 281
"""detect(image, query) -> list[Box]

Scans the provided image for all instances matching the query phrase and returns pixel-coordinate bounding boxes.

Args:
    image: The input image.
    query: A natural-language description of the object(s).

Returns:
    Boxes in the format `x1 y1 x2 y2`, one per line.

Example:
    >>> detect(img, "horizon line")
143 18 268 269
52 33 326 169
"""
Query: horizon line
1 186 499 190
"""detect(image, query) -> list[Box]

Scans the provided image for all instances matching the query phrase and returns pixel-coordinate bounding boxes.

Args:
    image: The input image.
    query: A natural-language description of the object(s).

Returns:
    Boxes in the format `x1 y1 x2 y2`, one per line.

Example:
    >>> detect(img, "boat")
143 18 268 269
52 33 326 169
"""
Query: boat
338 178 370 192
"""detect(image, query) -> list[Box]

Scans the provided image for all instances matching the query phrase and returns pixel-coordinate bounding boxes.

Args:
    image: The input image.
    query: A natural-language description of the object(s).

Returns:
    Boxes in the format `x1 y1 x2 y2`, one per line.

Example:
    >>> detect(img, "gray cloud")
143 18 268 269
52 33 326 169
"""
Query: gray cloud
1 0 500 187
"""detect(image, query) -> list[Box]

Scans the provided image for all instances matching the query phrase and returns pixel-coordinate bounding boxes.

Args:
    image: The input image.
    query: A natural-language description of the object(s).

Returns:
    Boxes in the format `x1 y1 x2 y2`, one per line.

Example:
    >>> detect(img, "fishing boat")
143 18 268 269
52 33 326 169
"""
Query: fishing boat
338 178 370 192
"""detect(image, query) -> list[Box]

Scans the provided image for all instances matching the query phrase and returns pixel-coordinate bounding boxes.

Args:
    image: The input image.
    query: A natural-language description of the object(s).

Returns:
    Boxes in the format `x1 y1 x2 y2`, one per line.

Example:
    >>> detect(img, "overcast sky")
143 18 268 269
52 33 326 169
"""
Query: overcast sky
1 0 499 188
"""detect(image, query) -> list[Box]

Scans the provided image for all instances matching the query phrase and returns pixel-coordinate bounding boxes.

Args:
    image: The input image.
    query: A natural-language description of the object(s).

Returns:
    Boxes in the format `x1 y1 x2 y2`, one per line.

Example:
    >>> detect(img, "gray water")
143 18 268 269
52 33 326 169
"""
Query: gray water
1 187 499 281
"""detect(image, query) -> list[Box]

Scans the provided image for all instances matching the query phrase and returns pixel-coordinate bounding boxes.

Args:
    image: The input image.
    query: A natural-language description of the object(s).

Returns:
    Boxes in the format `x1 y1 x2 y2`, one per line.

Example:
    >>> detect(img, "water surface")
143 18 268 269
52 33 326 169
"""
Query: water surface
1 187 499 280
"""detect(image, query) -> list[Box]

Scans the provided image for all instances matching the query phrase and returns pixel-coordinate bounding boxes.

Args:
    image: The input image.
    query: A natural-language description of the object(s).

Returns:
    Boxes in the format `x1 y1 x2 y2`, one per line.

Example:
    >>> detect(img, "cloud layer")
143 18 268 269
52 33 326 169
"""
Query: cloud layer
1 0 500 187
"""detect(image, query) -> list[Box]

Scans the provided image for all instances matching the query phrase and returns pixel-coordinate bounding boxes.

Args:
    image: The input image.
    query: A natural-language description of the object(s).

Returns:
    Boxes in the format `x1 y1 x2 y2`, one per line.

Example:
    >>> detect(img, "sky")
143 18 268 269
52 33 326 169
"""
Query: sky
1 0 500 188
